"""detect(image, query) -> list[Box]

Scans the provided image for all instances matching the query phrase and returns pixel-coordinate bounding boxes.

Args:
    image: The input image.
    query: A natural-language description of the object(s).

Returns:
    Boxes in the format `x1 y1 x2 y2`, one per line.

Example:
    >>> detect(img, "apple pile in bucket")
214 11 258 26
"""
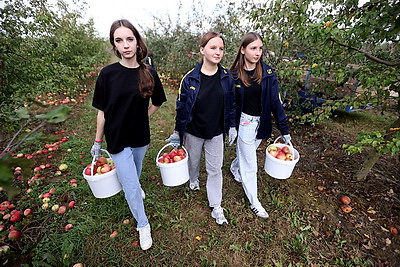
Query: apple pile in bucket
84 157 116 176
158 148 186 164
268 145 294 161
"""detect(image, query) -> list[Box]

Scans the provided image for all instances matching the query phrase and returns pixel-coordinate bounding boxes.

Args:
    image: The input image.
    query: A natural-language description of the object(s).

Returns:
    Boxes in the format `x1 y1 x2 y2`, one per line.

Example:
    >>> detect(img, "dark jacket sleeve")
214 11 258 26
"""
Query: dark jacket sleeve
175 75 191 141
270 76 289 135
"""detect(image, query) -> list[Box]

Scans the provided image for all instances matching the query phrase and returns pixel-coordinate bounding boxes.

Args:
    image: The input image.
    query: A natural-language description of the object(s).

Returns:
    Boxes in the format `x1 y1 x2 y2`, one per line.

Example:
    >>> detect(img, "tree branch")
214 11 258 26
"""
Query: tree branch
330 38 400 67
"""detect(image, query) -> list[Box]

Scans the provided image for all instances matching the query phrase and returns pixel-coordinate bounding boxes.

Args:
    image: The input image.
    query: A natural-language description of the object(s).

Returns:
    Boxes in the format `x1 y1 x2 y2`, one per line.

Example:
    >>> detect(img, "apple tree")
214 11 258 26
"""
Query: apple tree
242 0 399 181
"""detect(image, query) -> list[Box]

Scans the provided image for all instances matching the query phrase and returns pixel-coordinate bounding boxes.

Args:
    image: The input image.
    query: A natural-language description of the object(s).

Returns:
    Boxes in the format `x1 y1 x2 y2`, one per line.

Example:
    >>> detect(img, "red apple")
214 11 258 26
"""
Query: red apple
8 230 21 240
97 157 107 166
276 152 286 160
0 225 4 232
100 164 111 173
23 208 32 216
49 188 56 194
65 224 73 230
282 146 290 154
269 150 278 158
57 206 67 214
163 157 170 164
177 149 185 156
173 155 182 162
84 167 92 175
10 211 21 222
68 201 75 208
110 231 118 238
169 150 177 158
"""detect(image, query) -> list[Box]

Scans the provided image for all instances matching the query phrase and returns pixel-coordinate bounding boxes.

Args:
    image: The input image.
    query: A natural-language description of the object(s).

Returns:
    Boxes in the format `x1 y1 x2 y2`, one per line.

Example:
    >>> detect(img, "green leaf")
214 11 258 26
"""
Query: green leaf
35 105 71 123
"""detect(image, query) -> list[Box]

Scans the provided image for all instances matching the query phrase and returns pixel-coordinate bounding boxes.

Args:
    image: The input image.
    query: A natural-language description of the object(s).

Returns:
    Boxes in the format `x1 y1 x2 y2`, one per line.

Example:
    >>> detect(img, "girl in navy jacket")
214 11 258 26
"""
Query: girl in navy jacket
166 32 236 225
229 32 291 219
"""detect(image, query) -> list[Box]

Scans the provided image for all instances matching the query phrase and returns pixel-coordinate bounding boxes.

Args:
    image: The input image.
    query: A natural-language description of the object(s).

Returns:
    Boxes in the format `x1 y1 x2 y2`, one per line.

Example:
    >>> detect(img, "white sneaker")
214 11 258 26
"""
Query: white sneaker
189 180 200 191
250 204 269 219
141 189 146 199
211 206 228 225
137 223 152 250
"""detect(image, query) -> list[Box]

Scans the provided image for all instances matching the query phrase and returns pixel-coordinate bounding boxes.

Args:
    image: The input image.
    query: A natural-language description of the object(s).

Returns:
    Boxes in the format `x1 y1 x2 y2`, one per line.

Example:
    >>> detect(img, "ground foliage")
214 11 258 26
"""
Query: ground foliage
0 75 398 266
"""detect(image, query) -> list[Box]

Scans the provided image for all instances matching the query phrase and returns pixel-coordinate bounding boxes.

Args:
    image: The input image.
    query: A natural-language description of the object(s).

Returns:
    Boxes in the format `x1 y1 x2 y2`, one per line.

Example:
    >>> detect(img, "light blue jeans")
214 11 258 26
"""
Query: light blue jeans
111 146 149 228
230 113 262 207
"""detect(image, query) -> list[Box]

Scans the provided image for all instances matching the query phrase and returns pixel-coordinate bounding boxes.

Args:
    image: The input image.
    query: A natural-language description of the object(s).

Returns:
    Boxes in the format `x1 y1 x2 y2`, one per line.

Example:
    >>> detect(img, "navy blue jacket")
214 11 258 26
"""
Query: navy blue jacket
175 63 236 142
233 61 289 139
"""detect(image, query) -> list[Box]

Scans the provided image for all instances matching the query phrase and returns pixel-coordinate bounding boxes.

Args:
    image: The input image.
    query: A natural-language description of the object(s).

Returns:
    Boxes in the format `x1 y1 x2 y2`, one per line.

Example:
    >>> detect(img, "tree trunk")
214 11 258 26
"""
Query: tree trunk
355 148 380 181
355 116 400 181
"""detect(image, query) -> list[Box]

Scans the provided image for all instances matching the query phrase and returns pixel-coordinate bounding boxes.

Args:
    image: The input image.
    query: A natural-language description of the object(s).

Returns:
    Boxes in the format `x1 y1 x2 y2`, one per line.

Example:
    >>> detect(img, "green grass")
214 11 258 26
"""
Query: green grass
1 78 397 266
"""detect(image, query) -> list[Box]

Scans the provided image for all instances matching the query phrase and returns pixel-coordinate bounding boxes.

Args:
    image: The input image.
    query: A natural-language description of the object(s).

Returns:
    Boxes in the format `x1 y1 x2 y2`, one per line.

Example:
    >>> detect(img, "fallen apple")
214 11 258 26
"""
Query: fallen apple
68 201 75 208
389 226 398 235
51 205 60 212
8 230 21 240
110 231 118 238
59 164 68 171
339 195 351 205
65 224 73 230
23 208 32 216
10 211 22 222
58 206 67 214
340 204 353 213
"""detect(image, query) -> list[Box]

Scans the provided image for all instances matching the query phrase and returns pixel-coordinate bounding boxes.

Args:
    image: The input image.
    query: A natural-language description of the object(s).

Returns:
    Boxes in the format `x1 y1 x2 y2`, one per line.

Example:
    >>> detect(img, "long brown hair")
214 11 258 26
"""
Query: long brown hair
230 32 263 87
199 31 225 62
109 19 154 98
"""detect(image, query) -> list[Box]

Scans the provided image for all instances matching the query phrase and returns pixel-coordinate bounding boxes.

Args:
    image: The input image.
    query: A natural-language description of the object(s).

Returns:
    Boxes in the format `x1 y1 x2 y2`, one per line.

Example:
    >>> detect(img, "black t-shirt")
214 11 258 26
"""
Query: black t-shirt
186 70 224 139
242 69 262 116
92 62 166 153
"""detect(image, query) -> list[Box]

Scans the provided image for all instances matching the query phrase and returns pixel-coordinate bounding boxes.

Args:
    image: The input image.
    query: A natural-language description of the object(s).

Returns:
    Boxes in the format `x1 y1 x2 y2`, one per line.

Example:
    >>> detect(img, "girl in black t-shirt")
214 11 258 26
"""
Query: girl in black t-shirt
91 19 166 250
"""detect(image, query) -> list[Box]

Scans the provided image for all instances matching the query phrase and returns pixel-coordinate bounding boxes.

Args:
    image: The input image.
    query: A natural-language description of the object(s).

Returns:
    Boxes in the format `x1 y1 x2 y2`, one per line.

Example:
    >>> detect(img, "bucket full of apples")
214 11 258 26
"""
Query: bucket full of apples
156 143 189 186
83 149 122 198
264 137 300 179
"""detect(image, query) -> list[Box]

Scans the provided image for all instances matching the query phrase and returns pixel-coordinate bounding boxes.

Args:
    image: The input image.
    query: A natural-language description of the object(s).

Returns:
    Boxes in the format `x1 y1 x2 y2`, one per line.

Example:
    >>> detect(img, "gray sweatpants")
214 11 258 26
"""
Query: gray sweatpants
184 132 224 208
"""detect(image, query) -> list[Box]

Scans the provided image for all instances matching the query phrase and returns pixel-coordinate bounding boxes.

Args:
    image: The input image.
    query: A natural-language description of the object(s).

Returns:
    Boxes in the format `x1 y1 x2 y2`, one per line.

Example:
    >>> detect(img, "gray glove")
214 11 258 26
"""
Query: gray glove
228 127 237 145
282 134 292 144
165 131 180 144
91 141 102 159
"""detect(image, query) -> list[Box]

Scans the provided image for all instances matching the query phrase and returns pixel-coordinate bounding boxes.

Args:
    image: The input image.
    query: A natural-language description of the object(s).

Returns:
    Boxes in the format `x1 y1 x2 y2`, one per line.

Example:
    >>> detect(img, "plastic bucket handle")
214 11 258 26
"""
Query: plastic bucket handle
156 143 189 165
88 149 113 176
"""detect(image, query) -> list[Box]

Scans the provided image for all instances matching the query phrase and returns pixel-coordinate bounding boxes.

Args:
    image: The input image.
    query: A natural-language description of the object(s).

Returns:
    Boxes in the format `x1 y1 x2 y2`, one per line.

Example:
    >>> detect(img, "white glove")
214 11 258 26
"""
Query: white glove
91 141 102 159
165 131 180 144
282 134 291 144
228 127 237 146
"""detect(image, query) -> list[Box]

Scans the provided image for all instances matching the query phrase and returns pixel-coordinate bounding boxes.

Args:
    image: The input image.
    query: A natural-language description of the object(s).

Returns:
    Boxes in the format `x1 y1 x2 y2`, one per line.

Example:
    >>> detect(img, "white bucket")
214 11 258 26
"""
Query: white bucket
264 137 300 179
83 149 122 198
156 143 189 186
